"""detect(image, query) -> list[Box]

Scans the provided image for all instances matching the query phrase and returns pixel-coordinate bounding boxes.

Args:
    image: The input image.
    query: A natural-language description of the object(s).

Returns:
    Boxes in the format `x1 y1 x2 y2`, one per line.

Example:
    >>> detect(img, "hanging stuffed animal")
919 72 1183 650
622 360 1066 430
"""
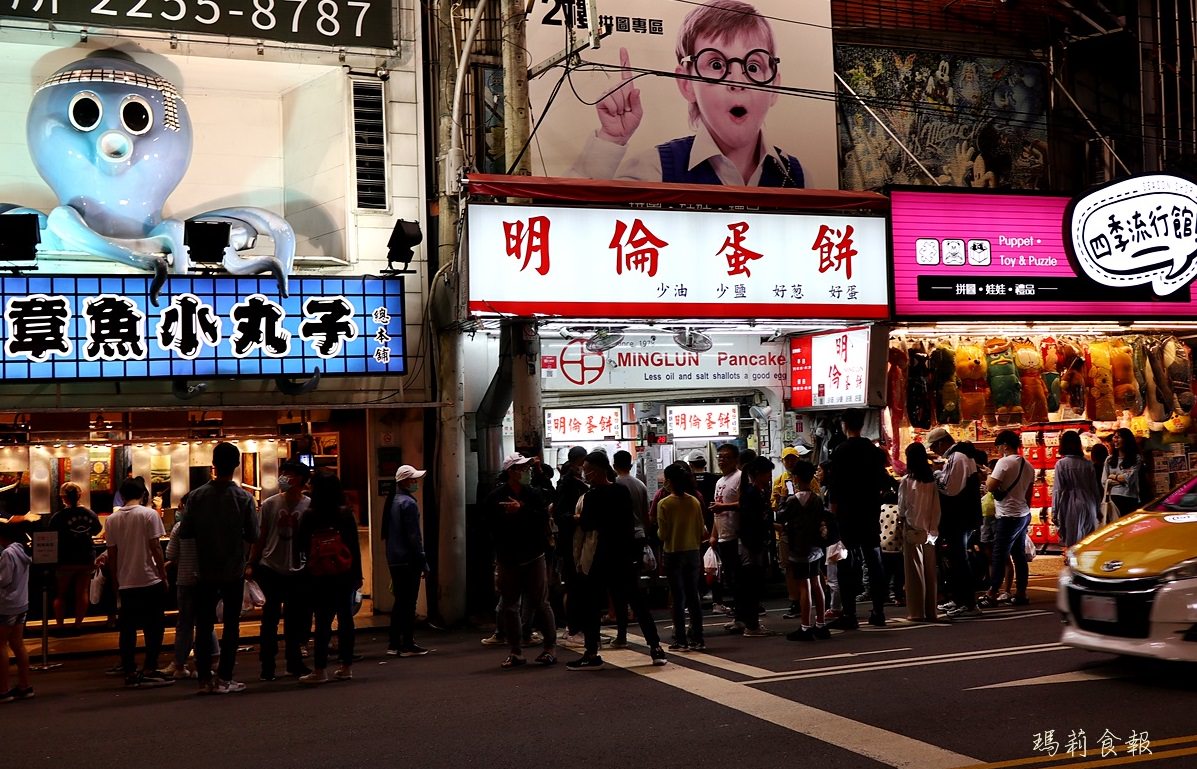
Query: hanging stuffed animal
1140 337 1166 421
1131 336 1151 418
1013 339 1048 423
886 343 908 464
1086 340 1117 421
906 341 933 429
1058 338 1087 419
1163 337 1194 414
1109 338 1141 416
1147 337 1178 416
930 339 960 424
985 337 1022 425
1040 336 1061 414
955 341 988 422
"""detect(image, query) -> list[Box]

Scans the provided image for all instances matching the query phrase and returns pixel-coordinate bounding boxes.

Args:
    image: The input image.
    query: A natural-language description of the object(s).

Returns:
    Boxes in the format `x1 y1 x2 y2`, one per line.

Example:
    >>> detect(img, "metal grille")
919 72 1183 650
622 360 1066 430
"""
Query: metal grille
351 79 388 210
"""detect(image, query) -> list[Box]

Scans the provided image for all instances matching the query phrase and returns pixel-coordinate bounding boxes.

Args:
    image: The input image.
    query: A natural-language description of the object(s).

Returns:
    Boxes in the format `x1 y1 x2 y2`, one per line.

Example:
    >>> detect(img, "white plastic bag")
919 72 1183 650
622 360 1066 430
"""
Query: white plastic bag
1024 531 1037 563
243 579 266 612
88 568 106 605
825 541 847 564
702 545 720 584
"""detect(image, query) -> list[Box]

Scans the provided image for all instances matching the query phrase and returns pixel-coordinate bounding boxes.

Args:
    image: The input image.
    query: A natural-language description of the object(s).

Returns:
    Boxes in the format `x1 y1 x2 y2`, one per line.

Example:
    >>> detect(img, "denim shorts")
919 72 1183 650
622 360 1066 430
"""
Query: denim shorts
980 516 996 544
0 611 27 627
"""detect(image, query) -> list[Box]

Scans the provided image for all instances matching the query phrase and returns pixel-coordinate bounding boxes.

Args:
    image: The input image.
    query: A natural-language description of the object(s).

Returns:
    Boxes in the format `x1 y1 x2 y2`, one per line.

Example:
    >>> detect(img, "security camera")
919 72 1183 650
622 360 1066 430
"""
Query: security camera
376 68 390 81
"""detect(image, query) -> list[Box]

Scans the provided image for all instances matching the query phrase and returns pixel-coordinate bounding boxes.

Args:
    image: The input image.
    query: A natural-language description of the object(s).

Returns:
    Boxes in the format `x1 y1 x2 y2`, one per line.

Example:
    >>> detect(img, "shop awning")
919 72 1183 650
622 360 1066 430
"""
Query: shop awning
464 174 890 212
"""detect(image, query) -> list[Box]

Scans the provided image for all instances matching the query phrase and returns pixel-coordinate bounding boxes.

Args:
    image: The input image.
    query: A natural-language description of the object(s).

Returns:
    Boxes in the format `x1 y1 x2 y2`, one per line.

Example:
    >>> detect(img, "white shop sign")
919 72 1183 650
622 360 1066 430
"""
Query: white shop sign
540 336 787 392
666 404 740 439
468 203 889 319
544 407 623 444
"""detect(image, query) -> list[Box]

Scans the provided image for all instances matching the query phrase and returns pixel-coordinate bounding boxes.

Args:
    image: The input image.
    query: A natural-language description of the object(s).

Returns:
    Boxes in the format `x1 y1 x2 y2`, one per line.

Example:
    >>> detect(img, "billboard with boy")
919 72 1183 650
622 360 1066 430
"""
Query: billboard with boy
524 0 836 189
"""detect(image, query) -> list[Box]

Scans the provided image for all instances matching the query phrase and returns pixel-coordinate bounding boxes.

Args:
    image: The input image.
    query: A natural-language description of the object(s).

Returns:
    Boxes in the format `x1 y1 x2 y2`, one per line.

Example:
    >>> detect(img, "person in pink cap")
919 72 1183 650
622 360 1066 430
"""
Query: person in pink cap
384 464 431 657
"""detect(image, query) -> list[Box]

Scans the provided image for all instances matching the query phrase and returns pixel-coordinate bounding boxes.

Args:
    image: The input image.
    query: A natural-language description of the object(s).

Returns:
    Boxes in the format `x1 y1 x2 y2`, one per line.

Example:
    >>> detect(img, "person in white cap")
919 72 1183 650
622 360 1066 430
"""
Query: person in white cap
383 464 431 656
486 453 558 669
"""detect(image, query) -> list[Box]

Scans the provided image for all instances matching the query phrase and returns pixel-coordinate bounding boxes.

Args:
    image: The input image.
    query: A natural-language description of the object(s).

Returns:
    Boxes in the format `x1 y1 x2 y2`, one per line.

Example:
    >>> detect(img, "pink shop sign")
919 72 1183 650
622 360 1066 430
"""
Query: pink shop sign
890 187 1195 318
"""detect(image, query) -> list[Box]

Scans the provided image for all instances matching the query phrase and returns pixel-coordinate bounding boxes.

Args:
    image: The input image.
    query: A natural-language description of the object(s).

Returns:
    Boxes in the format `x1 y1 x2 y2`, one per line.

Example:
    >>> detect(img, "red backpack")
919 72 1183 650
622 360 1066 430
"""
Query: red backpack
308 528 352 576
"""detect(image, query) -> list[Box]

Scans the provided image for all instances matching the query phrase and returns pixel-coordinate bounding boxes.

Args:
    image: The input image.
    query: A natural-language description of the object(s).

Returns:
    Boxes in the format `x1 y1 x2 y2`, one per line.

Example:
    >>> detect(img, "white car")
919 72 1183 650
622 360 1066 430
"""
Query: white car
1058 476 1197 662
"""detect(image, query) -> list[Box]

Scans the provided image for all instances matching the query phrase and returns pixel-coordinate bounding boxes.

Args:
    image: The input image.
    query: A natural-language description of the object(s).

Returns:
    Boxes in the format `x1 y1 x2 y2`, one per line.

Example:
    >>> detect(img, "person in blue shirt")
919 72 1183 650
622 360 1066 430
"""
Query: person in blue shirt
383 465 431 657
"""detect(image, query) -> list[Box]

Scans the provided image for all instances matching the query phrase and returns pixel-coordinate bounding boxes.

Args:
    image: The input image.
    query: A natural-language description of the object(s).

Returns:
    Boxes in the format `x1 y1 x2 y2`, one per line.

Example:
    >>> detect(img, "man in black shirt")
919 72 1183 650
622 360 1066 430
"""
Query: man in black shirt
566 451 666 671
733 457 774 636
553 446 589 644
828 409 892 629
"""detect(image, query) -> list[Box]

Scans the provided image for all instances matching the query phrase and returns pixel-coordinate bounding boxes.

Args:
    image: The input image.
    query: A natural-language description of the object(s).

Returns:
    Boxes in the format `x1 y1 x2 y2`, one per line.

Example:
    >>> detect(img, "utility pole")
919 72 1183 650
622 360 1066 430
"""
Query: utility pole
433 0 467 625
500 0 544 458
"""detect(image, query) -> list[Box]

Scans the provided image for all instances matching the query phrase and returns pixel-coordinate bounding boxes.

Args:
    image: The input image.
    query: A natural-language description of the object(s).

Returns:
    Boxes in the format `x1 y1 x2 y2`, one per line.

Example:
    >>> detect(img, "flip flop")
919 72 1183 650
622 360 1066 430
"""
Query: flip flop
501 655 526 669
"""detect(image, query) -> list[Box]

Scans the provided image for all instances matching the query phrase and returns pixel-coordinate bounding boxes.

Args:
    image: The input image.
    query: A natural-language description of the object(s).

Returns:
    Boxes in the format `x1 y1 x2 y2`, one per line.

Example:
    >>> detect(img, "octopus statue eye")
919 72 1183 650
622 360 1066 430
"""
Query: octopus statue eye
68 91 102 131
121 95 153 135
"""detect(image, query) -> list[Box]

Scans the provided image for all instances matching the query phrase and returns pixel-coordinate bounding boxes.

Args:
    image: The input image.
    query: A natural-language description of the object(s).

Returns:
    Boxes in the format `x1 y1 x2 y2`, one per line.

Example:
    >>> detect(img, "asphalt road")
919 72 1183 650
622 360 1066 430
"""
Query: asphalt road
3 570 1195 769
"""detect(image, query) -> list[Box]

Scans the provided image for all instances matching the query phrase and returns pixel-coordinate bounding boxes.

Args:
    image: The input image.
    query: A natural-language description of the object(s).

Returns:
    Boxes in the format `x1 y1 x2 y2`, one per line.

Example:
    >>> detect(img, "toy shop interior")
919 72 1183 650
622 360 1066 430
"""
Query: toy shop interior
883 324 1197 550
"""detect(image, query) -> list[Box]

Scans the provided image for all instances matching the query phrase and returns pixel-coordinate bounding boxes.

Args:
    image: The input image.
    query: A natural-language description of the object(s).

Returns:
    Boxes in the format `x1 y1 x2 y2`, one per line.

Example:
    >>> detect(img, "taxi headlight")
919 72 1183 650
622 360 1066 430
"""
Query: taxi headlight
1161 558 1197 583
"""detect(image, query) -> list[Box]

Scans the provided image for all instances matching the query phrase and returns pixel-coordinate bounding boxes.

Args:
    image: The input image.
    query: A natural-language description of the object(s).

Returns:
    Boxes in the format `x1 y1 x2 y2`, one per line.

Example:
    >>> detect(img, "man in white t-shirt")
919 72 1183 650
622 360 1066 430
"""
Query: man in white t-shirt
105 477 172 689
708 443 742 614
983 430 1034 607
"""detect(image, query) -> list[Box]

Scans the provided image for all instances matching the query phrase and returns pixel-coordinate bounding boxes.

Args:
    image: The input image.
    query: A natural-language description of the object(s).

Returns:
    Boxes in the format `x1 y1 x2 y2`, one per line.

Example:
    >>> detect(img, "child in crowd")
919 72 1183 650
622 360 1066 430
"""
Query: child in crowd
572 0 805 187
780 462 830 641
0 518 33 702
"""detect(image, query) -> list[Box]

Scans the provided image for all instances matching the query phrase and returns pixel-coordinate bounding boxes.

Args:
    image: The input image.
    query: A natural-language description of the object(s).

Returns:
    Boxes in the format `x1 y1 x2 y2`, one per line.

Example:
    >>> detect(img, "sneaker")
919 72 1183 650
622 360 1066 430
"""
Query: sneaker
480 633 506 646
173 665 194 680
398 645 430 657
126 671 174 689
996 592 1013 604
559 632 587 649
650 646 667 666
385 648 401 656
162 661 179 676
948 606 983 619
937 601 957 613
299 671 330 685
609 637 628 649
565 654 604 671
215 678 247 693
196 679 217 695
667 641 687 652
812 625 831 640
333 667 353 681
259 672 278 682
106 663 127 677
742 625 771 637
286 665 313 677
1012 596 1031 606
829 615 859 631
712 603 733 616
7 686 33 701
786 627 815 642
782 608 802 620
723 621 746 634
521 631 544 647
0 688 14 703
687 641 706 652
868 612 887 628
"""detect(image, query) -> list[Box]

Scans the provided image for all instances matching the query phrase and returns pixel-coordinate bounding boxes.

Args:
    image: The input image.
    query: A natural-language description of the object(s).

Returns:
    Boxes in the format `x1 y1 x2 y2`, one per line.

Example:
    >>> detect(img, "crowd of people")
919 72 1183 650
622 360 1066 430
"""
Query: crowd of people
0 413 1140 699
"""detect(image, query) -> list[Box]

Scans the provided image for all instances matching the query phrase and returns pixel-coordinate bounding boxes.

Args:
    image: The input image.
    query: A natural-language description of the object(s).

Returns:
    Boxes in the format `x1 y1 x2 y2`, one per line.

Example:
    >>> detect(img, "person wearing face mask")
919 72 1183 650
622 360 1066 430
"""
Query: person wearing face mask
247 461 313 681
486 454 558 669
383 465 431 657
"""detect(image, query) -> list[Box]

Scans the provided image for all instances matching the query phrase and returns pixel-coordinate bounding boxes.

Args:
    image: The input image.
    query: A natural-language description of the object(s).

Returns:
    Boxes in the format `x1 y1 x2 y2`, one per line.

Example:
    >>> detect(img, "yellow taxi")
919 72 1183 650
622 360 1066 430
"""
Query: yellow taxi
1058 476 1197 662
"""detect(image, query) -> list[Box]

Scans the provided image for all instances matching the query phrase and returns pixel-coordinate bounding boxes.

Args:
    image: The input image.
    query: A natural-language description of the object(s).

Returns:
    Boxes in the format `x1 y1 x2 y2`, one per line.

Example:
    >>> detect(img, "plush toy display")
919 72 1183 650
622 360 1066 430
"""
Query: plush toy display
906 341 933 429
1146 338 1177 416
930 340 960 424
1058 339 1087 419
1040 336 1061 414
985 337 1022 424
1109 338 1141 416
1163 337 1194 414
1140 337 1166 421
1086 340 1117 421
1013 339 1048 423
955 341 988 422
1131 336 1151 418
886 344 908 464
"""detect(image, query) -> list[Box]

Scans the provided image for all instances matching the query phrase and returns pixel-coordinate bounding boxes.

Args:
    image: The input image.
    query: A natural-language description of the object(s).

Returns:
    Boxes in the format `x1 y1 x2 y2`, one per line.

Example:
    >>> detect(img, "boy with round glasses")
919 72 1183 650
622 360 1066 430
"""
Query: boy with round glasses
572 0 804 188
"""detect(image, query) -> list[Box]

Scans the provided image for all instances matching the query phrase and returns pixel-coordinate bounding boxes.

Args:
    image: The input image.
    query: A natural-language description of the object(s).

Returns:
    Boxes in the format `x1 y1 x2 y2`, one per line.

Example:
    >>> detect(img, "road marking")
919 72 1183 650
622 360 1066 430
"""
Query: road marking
748 643 1068 684
1029 586 1059 593
966 669 1126 690
971 610 1054 622
602 647 978 769
795 647 912 662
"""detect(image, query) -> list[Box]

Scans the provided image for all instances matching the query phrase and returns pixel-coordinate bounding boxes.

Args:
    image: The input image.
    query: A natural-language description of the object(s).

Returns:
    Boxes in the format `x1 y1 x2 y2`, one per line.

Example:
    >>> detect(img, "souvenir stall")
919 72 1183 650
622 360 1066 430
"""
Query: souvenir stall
887 184 1197 548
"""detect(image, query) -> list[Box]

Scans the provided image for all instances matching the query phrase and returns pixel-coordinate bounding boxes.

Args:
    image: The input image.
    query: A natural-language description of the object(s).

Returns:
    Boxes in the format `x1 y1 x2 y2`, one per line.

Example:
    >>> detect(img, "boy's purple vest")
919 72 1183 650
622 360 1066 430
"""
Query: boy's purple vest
656 136 805 187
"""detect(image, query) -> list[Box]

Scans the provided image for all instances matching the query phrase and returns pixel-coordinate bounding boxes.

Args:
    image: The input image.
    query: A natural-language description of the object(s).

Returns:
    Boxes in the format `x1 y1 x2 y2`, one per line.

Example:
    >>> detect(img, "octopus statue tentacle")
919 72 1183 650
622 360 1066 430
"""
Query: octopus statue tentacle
193 208 295 296
0 51 293 301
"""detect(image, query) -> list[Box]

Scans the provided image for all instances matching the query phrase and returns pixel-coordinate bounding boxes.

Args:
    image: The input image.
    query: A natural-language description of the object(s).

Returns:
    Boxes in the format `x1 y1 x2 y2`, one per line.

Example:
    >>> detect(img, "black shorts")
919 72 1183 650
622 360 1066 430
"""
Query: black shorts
789 560 821 579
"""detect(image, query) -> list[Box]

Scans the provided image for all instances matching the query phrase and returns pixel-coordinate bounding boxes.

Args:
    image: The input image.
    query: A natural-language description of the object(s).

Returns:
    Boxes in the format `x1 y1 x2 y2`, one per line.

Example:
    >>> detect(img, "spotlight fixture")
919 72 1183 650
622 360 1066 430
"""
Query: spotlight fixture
673 328 713 353
585 329 625 352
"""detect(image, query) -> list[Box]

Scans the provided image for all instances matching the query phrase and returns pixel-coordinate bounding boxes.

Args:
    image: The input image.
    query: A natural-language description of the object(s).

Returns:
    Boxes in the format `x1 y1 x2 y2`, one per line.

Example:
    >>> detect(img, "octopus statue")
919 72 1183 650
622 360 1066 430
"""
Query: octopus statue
0 52 294 303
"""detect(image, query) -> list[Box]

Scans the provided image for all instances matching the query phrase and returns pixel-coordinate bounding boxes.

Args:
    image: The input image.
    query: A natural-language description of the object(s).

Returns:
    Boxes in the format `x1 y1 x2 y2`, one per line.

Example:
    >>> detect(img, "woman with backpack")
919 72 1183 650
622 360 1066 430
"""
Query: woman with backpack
297 472 362 685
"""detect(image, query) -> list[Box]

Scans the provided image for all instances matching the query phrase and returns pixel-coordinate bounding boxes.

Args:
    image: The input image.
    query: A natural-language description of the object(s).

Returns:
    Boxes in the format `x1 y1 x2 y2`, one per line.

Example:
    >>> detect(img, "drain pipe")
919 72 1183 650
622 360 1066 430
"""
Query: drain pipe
476 324 513 495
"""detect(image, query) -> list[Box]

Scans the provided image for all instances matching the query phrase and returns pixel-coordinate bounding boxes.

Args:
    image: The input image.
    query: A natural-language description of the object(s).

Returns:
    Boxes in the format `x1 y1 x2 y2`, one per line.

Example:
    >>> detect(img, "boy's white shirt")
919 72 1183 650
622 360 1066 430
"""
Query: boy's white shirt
568 123 778 187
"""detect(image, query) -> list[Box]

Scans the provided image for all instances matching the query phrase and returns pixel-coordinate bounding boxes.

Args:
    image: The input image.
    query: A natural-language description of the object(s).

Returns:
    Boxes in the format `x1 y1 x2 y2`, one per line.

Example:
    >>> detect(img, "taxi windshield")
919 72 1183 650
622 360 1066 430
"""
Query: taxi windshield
1150 476 1197 512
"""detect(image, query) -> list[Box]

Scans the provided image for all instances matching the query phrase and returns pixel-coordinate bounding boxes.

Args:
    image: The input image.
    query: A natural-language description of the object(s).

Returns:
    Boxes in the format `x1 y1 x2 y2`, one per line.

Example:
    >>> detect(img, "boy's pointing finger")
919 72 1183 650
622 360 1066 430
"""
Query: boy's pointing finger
619 46 633 80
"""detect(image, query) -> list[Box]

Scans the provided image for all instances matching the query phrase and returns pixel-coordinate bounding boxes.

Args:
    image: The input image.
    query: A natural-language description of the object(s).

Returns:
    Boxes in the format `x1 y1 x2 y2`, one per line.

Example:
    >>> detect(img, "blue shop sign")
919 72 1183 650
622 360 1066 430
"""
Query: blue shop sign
0 275 405 381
